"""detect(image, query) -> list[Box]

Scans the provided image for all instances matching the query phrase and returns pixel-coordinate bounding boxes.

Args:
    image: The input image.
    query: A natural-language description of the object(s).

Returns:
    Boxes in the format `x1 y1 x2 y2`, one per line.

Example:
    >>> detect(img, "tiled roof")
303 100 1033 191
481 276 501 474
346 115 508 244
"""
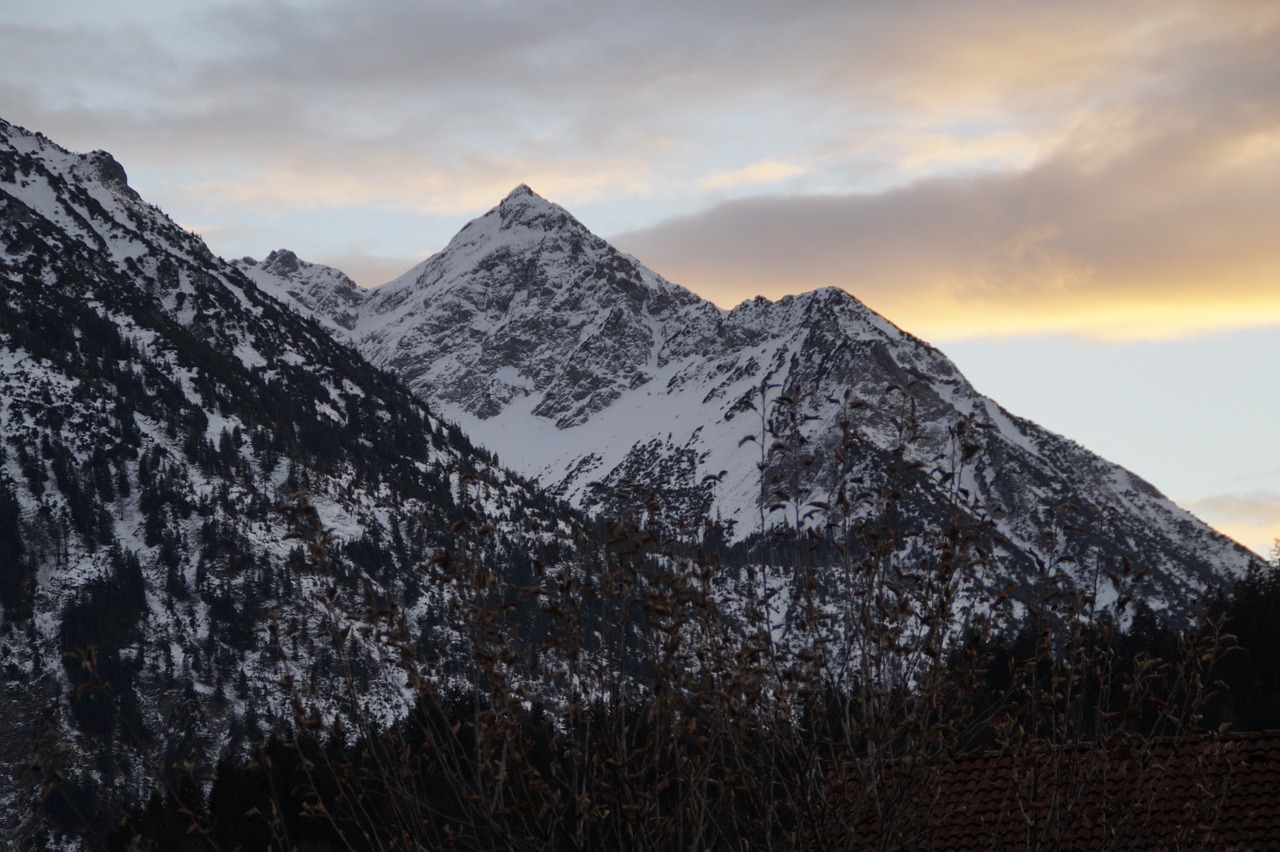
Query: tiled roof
828 731 1280 850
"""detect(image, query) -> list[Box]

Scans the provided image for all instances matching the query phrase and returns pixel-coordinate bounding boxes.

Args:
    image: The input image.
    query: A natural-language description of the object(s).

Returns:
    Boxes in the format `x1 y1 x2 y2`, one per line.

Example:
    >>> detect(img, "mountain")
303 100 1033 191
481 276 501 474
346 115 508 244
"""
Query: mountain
242 185 1262 615
3 115 1264 844
237 247 364 336
0 119 576 842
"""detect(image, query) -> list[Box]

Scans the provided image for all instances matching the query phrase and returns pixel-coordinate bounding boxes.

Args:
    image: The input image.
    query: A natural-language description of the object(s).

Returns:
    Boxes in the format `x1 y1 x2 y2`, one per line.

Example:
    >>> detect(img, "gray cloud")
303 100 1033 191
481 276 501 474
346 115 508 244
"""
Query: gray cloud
4 1 1221 182
1188 493 1280 527
312 252 425 289
1184 492 1280 557
612 9 1280 336
3 0 1279 338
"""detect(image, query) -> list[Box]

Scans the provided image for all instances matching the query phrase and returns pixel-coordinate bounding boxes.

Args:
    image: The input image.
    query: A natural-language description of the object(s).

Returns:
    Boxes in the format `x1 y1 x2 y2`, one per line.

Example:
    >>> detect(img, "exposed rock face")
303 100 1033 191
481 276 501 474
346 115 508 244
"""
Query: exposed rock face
84 150 133 196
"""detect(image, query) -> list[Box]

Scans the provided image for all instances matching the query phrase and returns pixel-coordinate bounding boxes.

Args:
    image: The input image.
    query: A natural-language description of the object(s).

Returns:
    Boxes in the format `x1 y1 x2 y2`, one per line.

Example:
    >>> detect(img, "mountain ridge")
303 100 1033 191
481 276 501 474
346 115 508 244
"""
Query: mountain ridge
240 184 1261 613
0 117 579 842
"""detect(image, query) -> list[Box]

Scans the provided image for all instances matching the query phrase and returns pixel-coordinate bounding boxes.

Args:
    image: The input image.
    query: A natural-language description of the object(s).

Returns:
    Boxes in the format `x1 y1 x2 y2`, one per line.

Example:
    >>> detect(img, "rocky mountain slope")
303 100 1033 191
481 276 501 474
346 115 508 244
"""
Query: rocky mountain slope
2 114 1264 843
0 119 576 842
243 185 1262 617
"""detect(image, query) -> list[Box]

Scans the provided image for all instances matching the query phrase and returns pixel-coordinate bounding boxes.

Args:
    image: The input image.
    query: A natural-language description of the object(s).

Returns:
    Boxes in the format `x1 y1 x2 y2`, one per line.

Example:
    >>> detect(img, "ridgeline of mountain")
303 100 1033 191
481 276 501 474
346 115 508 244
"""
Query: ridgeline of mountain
243 185 1262 613
237 248 364 334
0 118 575 842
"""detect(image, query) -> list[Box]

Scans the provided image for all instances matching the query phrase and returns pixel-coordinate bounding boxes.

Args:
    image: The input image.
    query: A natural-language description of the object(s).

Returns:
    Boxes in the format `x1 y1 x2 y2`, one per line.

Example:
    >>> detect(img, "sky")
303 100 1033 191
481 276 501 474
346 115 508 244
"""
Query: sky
2 0 1278 557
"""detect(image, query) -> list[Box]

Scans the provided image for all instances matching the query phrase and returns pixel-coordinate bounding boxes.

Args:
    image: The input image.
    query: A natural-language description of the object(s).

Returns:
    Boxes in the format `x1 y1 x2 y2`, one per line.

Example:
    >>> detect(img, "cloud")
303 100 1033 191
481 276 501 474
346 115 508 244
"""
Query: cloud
312 252 422 290
614 145 1280 340
1185 492 1280 558
1 2 1233 198
697 161 810 193
1189 493 1280 528
176 150 660 221
613 8 1280 340
3 0 1279 337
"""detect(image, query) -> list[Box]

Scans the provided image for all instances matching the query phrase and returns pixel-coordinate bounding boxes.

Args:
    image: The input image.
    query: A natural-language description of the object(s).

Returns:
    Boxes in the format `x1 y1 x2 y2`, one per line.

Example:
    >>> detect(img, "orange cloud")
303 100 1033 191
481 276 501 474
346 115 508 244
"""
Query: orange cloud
614 94 1280 342
1185 493 1280 559
182 155 658 219
697 161 810 192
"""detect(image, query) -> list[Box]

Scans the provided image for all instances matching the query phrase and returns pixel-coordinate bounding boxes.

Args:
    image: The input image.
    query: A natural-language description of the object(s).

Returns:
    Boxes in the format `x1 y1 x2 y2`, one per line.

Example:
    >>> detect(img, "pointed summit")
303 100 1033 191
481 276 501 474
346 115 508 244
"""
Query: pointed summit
261 248 301 274
495 183 552 214
488 182 584 235
501 183 538 203
356 184 707 425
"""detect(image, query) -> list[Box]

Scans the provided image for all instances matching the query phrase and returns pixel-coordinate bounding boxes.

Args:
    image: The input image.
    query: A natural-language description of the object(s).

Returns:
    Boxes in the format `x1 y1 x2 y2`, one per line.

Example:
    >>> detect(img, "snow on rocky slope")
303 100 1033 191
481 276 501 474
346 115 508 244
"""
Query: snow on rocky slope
241 184 1263 615
0 118 574 842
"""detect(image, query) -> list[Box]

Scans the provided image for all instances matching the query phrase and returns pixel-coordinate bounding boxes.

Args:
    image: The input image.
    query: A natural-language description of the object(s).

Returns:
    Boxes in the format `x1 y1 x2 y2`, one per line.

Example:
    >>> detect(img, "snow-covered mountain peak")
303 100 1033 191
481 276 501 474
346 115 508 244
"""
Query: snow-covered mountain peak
497 181 542 209
430 182 596 263
342 186 715 427
736 285 906 344
233 249 364 333
493 182 581 231
366 184 700 313
3 121 125 198
243 185 1261 608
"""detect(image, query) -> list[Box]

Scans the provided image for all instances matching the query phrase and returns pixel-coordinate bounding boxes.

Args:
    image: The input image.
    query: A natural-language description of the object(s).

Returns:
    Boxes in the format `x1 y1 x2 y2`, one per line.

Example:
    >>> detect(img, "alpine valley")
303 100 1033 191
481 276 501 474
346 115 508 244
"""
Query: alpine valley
0 116 1263 844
